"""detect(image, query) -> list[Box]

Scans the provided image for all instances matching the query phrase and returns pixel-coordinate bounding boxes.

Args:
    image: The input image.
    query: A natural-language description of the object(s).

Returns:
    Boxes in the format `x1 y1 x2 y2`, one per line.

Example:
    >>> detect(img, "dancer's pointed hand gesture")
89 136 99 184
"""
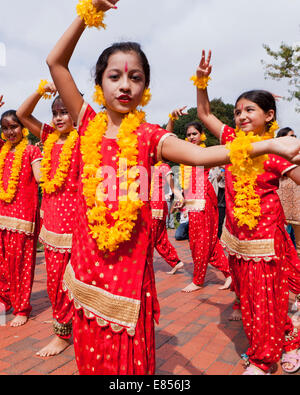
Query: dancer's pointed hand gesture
92 0 119 12
196 50 212 80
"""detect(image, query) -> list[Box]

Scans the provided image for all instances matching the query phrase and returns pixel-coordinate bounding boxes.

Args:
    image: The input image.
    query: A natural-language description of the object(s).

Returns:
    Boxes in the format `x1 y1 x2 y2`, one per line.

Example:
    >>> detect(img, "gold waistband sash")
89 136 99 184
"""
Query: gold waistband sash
0 215 35 235
221 227 276 261
39 225 72 250
63 263 140 333
152 209 164 219
185 199 206 212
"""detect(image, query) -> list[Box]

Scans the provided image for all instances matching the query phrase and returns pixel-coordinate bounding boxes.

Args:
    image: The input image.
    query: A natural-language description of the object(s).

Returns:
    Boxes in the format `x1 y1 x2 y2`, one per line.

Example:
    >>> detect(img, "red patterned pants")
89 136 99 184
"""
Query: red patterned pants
229 227 300 372
44 248 74 338
0 229 37 317
188 207 230 286
152 217 180 268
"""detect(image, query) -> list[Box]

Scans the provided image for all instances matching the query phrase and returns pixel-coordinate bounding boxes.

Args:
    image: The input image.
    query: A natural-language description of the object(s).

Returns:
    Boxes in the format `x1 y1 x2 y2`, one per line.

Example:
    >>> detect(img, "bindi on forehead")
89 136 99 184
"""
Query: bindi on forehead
125 62 128 73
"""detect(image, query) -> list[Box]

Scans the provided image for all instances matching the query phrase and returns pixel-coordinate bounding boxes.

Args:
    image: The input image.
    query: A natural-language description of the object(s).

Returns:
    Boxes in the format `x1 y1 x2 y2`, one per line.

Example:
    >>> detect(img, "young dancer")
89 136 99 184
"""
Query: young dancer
196 50 300 374
150 161 184 275
0 110 42 327
17 82 78 356
45 0 300 374
167 116 231 292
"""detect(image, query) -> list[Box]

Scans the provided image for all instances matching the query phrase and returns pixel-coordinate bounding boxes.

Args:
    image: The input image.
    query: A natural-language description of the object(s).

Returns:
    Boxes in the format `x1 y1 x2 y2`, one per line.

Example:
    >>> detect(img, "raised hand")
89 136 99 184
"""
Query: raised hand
43 82 57 97
0 95 4 108
170 106 188 120
196 50 212 79
92 0 119 12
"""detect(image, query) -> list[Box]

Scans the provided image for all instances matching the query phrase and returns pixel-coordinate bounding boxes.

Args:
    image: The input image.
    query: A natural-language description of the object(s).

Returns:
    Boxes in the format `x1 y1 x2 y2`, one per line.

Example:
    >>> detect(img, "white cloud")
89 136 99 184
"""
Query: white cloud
0 0 299 133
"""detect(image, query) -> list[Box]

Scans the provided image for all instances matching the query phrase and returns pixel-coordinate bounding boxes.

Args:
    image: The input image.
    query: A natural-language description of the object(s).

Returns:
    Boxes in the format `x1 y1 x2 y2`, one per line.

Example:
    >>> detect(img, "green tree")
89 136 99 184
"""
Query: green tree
262 42 300 112
162 98 235 147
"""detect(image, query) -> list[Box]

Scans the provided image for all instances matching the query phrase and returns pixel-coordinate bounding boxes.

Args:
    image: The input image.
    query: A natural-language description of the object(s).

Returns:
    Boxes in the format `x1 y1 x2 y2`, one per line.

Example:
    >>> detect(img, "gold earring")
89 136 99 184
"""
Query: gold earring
1 132 6 140
140 88 151 107
93 85 106 107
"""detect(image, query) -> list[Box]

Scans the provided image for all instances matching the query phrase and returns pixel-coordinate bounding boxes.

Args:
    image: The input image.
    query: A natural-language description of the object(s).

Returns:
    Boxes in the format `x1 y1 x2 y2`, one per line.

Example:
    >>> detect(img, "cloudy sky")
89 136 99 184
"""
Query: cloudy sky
0 0 299 134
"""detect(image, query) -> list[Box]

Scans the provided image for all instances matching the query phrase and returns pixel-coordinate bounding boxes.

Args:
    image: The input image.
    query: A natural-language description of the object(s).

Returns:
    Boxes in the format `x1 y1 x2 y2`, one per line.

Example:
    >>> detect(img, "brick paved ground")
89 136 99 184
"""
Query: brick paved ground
0 230 298 376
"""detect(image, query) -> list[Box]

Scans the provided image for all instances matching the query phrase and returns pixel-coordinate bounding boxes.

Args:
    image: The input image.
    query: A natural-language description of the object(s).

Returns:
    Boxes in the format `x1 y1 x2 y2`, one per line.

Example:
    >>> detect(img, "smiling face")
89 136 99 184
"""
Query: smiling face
101 51 146 115
234 98 275 135
1 116 23 145
51 98 74 134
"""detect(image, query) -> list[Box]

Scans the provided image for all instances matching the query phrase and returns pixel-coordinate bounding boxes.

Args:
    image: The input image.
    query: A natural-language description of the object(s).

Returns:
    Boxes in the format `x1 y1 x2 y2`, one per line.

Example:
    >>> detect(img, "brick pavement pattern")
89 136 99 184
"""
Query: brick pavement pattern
0 230 298 375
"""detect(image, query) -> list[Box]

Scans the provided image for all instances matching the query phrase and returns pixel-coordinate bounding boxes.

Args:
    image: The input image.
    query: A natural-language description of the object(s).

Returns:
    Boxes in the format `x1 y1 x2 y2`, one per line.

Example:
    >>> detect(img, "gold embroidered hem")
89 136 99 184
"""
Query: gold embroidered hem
39 225 72 252
185 199 206 212
63 263 140 336
221 227 276 262
0 215 35 235
151 209 164 219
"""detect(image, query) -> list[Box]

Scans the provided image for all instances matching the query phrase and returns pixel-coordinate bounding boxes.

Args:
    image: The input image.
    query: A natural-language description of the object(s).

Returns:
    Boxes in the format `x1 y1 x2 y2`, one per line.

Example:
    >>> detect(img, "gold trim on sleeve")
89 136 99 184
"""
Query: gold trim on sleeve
157 133 177 162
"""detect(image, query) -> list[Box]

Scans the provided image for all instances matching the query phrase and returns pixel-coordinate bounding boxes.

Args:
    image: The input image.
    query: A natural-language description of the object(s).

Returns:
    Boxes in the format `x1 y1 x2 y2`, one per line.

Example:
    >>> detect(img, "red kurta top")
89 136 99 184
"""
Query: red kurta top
183 166 208 212
39 124 80 251
63 104 175 335
0 142 42 235
150 163 172 216
220 125 296 260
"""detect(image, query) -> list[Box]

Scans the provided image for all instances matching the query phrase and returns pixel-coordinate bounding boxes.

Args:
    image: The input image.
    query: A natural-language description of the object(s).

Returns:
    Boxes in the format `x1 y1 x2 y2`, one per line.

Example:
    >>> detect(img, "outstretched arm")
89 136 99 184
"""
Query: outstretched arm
161 135 300 168
196 50 224 140
17 82 57 138
46 0 119 125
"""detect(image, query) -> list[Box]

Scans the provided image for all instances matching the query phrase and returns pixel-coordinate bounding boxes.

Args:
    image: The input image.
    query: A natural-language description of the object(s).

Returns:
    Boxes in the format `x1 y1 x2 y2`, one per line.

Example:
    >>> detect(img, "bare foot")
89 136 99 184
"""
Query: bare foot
229 309 242 321
36 336 70 357
218 276 232 290
10 315 28 327
167 261 184 275
181 282 202 293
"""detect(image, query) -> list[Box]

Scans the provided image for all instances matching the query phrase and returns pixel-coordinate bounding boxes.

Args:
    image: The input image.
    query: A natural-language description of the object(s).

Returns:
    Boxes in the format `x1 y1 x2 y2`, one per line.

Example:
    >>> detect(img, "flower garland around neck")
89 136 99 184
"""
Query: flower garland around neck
150 161 162 199
40 129 79 194
81 109 146 253
227 120 279 230
0 131 28 203
180 133 207 191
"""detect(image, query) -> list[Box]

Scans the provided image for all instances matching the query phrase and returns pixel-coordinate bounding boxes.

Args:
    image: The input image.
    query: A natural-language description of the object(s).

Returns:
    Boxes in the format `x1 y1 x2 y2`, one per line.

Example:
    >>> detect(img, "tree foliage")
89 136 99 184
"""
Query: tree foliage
262 42 300 112
162 98 235 147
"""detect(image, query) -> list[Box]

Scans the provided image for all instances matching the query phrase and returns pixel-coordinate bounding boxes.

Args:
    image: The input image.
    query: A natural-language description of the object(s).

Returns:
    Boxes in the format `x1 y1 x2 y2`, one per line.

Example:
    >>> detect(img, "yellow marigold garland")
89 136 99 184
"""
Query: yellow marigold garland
76 0 106 29
149 161 162 199
81 110 145 253
40 129 79 194
180 133 206 191
0 133 28 203
226 124 279 230
140 88 152 107
37 80 54 100
190 75 211 90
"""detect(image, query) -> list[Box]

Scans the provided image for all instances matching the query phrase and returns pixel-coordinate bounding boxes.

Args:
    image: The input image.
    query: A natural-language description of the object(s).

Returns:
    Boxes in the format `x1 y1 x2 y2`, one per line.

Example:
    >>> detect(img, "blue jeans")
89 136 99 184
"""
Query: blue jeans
175 222 189 241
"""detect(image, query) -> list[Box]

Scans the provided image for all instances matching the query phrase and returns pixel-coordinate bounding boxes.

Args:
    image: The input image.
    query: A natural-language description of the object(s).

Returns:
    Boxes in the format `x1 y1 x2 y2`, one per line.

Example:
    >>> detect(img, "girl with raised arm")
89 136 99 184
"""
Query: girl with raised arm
46 0 300 375
196 50 300 374
17 82 78 357
166 113 231 292
0 110 42 327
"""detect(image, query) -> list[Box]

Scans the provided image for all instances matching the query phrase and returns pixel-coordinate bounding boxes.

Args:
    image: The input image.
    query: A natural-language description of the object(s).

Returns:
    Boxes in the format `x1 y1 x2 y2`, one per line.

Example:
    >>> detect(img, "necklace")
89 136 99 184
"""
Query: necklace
81 110 145 252
0 136 28 203
40 129 78 194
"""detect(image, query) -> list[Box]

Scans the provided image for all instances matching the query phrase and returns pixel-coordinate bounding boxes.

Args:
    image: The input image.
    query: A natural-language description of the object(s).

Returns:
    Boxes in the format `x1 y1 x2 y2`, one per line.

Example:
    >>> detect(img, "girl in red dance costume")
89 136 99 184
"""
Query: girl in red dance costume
17 82 78 357
196 50 300 374
45 0 300 375
0 110 42 327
